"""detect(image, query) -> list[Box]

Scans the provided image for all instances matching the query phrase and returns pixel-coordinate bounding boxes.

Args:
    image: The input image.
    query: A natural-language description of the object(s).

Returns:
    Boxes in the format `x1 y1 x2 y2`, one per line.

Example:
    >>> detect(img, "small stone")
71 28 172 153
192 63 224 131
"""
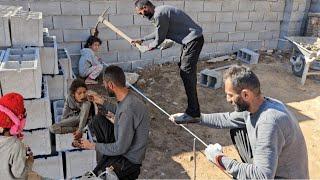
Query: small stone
180 171 187 174
172 102 178 105
160 172 165 176
189 155 194 161
267 49 274 54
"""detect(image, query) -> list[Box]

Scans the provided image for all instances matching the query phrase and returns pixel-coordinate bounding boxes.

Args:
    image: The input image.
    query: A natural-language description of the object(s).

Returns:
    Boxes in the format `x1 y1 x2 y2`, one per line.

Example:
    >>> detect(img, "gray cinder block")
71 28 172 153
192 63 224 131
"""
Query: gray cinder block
237 48 260 64
58 48 75 79
65 150 97 179
10 10 43 47
22 129 51 156
0 47 42 98
44 69 68 101
40 36 59 75
33 154 64 180
24 78 52 130
200 69 223 89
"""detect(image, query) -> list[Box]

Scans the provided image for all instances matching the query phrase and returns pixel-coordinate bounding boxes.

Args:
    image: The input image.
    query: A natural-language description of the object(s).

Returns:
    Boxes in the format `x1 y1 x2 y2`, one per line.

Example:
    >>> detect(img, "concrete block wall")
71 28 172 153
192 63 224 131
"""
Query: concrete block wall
0 47 42 99
1 0 301 70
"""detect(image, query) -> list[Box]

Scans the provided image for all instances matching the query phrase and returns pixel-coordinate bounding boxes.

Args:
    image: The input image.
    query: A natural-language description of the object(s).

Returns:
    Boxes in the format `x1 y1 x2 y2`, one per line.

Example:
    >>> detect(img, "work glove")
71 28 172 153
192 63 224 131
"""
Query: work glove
138 45 150 53
160 39 174 50
205 143 226 170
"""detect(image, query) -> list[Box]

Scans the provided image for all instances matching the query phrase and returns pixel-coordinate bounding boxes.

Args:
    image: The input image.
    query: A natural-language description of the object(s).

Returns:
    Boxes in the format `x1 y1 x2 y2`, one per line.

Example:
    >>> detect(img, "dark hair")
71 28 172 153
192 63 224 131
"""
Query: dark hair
223 65 261 95
134 0 154 8
69 79 87 95
84 36 102 48
103 65 126 87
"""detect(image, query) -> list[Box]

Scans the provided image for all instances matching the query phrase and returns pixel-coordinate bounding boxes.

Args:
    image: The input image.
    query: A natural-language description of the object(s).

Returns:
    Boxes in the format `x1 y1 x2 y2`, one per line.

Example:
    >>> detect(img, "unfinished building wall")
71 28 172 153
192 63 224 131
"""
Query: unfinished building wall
0 0 309 71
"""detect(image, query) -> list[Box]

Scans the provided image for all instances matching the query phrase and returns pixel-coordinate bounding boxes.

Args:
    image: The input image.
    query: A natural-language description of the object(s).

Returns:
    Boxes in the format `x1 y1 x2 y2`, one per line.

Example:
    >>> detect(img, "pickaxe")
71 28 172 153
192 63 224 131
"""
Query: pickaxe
92 8 146 53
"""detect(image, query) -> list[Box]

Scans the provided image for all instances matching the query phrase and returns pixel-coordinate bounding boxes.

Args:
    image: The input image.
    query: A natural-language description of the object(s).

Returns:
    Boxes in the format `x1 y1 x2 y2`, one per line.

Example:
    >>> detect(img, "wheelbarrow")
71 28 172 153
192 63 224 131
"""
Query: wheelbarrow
285 36 320 85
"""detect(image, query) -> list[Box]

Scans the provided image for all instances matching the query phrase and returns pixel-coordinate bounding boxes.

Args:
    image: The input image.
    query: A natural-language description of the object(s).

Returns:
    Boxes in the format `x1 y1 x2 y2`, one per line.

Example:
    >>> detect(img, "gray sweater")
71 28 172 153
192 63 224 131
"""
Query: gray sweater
78 48 102 78
96 91 150 164
0 136 31 180
201 97 309 179
143 5 203 49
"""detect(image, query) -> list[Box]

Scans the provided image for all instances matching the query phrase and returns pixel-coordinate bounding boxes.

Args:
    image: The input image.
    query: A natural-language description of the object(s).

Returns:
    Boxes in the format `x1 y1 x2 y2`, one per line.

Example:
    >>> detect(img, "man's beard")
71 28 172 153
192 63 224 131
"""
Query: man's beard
144 12 154 20
233 96 250 112
107 87 116 98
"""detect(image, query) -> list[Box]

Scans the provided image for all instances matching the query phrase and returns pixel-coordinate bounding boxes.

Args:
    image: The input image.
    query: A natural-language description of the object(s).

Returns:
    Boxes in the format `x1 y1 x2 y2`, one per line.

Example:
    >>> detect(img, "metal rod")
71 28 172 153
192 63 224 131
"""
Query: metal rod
128 83 208 147
193 138 197 180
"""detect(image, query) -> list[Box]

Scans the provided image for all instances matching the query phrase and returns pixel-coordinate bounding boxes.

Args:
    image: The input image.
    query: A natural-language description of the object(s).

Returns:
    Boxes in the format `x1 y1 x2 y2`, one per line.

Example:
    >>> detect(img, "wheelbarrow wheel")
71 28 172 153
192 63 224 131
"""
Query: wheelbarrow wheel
291 54 305 77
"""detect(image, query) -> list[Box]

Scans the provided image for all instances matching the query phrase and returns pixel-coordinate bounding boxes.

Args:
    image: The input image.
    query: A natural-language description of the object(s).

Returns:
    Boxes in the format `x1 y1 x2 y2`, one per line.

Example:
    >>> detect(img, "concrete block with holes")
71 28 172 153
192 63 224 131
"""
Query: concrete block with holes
10 10 43 47
24 78 51 130
237 48 260 64
44 69 67 101
22 129 51 156
40 36 58 74
199 69 223 90
0 48 42 98
33 154 64 180
65 150 97 179
58 48 75 79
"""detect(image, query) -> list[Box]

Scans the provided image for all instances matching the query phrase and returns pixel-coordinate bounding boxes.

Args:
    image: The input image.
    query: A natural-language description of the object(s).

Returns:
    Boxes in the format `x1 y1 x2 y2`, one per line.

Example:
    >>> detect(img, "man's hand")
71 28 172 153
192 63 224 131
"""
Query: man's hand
80 139 96 150
73 130 83 140
105 111 115 124
169 113 201 124
131 39 143 47
204 143 224 169
87 93 104 105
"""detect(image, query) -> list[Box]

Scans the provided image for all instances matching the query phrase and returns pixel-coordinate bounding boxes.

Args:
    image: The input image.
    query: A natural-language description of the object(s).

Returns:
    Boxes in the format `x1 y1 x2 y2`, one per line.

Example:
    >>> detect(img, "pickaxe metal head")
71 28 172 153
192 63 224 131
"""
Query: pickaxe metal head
90 7 109 37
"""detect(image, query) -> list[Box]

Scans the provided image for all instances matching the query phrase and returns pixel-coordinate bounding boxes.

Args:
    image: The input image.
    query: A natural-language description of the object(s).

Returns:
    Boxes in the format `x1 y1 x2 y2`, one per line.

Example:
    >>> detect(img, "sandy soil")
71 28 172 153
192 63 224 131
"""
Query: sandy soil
90 52 320 179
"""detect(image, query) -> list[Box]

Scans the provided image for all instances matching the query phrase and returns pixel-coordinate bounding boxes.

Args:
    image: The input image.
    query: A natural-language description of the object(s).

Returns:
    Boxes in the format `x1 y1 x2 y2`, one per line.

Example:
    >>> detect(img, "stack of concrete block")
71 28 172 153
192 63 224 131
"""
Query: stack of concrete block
199 69 223 89
237 48 260 64
44 67 68 100
65 150 97 179
10 10 43 47
24 78 52 130
0 5 22 47
0 47 42 98
33 154 64 180
22 129 51 156
40 36 59 75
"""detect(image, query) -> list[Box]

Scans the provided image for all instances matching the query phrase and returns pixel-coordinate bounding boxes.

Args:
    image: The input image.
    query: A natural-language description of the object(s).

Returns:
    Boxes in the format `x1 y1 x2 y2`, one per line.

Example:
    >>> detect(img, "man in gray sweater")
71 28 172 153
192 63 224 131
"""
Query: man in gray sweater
132 0 204 122
170 65 309 179
80 66 150 179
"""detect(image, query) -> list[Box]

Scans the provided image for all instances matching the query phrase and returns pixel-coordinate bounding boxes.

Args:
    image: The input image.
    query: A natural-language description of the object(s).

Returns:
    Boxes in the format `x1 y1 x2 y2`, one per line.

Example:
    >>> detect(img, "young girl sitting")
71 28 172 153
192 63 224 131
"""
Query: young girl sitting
0 93 33 179
79 36 103 85
49 79 94 140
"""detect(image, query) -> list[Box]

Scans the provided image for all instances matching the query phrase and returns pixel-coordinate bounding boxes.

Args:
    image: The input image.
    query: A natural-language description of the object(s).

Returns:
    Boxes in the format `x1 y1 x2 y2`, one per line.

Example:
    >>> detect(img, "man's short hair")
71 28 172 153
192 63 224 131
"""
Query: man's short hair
223 65 261 95
69 79 87 95
103 65 126 87
134 0 154 9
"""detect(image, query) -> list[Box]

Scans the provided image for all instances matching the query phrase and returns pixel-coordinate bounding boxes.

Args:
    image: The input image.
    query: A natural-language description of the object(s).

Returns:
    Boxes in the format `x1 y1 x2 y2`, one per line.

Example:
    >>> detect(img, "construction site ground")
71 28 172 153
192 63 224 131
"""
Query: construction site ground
91 52 320 179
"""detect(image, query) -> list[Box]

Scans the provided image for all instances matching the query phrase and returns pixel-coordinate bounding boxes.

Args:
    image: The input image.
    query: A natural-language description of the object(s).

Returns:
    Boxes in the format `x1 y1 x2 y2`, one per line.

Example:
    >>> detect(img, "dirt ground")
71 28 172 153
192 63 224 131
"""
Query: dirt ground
91 52 320 179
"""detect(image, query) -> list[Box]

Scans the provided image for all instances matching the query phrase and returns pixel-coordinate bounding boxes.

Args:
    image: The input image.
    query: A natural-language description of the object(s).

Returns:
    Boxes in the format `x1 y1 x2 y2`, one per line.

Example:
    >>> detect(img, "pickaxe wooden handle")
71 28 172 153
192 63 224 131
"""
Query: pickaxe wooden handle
97 12 144 52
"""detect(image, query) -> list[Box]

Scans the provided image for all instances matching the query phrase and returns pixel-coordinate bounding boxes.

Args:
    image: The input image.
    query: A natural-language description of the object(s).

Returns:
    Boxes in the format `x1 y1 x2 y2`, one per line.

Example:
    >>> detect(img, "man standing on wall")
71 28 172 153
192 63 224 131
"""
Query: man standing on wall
132 0 204 122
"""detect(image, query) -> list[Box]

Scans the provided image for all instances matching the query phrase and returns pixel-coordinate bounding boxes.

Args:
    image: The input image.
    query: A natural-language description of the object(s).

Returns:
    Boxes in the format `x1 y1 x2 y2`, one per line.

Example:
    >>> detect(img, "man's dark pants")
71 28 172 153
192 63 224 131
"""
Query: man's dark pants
179 35 204 118
89 114 141 180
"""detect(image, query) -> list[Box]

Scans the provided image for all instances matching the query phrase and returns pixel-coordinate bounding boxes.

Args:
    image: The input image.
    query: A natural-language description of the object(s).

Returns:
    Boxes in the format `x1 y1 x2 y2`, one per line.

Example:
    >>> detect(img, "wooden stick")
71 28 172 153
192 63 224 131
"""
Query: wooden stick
100 18 143 52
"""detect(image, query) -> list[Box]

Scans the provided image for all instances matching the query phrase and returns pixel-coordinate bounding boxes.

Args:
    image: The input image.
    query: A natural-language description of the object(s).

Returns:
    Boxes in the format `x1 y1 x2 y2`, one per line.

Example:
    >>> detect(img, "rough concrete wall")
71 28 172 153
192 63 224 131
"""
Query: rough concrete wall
310 0 320 12
0 0 307 70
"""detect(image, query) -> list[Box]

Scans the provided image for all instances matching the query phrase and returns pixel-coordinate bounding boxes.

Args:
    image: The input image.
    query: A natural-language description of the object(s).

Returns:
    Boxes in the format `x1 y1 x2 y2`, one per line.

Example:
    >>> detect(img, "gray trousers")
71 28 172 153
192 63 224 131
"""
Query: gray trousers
49 102 92 134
